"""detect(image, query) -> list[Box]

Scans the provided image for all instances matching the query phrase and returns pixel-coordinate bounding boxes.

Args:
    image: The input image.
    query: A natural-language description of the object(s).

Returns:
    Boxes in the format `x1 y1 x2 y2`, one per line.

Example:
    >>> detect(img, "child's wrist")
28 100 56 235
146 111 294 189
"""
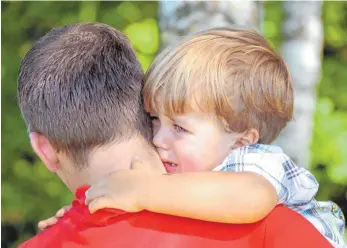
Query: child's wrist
136 174 161 210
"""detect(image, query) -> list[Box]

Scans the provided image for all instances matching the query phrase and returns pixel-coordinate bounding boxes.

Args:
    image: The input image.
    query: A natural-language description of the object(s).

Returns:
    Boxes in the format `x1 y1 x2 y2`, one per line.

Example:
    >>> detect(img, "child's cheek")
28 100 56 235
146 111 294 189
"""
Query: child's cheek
174 139 207 172
179 152 207 172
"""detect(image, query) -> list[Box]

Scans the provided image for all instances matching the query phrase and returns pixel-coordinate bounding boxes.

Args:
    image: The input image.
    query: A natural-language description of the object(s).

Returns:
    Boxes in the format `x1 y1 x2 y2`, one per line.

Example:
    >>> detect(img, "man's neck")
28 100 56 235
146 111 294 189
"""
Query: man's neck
57 136 162 193
82 137 162 188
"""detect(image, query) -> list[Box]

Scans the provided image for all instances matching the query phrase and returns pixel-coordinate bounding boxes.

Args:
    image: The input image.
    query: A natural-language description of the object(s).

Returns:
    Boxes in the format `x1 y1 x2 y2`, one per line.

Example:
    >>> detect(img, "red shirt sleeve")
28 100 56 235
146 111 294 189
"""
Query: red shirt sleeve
263 205 333 248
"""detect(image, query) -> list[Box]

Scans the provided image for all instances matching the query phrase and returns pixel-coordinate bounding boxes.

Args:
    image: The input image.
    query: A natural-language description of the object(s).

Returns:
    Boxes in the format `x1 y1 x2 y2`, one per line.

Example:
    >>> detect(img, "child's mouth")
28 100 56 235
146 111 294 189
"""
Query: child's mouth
163 161 178 173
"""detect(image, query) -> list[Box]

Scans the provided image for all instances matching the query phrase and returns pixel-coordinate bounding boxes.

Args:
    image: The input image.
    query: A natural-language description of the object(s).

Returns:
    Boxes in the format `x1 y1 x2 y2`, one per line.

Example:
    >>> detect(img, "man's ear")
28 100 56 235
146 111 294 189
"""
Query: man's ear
29 132 59 172
231 128 260 150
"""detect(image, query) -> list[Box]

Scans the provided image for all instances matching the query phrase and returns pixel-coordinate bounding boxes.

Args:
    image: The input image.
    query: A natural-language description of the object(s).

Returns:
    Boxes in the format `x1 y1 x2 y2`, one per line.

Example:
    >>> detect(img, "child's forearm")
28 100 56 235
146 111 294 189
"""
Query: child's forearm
138 171 278 224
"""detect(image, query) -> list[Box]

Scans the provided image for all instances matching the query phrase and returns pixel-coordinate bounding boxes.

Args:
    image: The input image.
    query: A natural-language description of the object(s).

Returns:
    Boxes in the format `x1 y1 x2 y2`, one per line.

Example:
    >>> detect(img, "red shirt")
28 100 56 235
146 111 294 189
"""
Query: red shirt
20 186 332 248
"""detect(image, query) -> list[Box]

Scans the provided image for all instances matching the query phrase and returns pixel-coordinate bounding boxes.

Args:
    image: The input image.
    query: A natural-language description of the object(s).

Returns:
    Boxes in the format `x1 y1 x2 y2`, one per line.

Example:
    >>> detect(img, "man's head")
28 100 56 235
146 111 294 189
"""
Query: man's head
18 23 158 191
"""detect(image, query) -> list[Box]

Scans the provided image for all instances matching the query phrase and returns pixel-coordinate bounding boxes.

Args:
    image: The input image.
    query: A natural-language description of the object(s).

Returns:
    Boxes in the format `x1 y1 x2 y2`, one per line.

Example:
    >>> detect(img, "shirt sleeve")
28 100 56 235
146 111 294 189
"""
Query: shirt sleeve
213 145 320 205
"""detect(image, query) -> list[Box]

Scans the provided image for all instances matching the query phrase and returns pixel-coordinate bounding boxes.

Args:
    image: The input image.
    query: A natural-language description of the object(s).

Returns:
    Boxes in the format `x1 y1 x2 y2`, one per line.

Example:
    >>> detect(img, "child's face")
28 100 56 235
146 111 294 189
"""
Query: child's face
150 111 242 173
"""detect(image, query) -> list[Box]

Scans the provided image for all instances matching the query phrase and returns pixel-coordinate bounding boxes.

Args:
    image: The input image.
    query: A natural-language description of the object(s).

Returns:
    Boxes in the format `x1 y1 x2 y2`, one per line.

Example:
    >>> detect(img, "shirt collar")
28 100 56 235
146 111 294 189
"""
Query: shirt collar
72 185 128 226
74 185 91 205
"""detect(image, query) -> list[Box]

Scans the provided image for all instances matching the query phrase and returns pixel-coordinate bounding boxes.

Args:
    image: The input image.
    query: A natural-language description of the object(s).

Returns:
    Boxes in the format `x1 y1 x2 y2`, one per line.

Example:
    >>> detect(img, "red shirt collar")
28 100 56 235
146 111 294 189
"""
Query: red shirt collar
74 185 91 205
71 186 128 226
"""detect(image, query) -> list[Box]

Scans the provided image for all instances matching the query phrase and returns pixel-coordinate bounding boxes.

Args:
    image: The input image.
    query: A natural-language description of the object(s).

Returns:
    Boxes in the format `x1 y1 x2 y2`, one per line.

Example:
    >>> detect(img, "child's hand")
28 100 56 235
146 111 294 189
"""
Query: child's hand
37 205 71 230
85 159 163 214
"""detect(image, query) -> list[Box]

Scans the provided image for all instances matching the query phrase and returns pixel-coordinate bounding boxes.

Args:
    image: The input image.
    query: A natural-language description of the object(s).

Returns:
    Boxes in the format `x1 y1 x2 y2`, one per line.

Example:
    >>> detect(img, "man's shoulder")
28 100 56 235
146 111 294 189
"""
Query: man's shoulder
18 209 267 248
263 205 333 248
19 236 42 248
19 205 332 248
18 226 58 248
18 206 89 248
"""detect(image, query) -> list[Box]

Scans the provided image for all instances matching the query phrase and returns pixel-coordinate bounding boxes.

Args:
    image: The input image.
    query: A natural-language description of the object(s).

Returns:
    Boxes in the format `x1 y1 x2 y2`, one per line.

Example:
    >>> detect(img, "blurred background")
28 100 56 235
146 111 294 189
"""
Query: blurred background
1 1 347 247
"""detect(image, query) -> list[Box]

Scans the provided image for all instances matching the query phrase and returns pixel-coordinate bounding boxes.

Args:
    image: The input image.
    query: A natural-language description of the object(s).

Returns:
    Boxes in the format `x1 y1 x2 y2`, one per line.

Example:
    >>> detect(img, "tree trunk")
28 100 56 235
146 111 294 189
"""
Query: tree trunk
159 1 262 49
276 1 323 168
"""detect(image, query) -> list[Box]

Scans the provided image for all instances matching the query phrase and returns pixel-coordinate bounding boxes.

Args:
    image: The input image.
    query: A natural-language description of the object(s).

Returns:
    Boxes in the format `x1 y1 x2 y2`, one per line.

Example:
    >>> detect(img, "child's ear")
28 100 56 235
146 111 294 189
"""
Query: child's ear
29 132 60 172
231 128 259 150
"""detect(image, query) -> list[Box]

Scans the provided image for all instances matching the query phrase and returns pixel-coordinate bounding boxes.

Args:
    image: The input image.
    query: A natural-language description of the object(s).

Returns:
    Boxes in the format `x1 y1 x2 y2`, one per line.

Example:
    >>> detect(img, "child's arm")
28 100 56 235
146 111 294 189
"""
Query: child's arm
140 171 277 223
85 160 277 224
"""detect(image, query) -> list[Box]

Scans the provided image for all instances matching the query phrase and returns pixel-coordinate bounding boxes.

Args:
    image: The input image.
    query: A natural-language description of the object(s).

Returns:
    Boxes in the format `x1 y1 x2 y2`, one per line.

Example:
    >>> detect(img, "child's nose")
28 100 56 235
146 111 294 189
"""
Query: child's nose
153 128 169 150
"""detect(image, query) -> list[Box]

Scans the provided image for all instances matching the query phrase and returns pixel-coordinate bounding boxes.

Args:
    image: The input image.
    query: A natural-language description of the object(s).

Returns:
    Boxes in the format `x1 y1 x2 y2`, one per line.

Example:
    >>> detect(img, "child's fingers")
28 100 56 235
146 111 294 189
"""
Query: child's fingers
38 221 48 230
38 216 59 230
85 187 105 205
56 205 71 218
88 197 111 214
56 209 65 218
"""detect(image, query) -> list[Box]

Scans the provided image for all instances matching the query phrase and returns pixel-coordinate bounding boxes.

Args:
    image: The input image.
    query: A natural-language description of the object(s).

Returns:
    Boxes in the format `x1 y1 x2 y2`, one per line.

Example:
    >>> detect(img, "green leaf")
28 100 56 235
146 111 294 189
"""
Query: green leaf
124 18 159 54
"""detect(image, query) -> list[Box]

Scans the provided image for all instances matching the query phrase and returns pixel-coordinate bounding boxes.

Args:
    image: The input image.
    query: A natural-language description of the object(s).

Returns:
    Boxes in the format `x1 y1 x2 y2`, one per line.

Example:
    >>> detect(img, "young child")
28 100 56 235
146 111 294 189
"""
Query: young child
41 28 346 247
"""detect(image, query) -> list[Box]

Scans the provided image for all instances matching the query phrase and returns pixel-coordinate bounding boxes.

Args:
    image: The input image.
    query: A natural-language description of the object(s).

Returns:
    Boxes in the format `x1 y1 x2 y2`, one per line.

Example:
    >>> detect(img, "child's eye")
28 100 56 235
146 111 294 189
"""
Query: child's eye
173 124 188 133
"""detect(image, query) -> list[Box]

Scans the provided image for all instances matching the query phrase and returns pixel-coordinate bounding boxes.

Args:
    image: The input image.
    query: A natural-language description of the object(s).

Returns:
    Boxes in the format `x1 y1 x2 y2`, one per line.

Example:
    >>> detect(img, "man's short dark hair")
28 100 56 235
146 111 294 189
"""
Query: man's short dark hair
18 22 152 167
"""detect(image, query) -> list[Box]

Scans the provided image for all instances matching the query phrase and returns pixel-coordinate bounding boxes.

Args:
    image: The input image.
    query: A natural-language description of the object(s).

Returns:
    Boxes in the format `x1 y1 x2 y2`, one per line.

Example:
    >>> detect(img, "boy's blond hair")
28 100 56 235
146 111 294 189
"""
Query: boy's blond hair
144 27 293 144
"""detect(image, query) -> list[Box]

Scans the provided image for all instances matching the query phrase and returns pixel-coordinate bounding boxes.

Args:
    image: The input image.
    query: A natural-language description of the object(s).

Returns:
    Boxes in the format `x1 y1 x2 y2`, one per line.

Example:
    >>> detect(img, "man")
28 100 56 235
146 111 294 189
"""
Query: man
18 22 332 248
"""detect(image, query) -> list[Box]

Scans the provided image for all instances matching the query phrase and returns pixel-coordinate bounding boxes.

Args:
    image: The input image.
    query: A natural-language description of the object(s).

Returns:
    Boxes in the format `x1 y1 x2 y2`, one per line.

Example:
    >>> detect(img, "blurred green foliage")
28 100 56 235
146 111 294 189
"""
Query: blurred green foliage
314 3 347 242
311 2 347 200
1 1 346 247
1 2 159 247
264 1 347 200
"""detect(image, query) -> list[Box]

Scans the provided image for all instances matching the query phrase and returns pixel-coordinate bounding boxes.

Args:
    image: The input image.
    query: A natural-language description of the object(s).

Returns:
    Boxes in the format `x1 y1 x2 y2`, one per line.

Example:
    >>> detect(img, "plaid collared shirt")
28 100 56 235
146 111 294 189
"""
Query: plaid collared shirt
213 144 346 247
